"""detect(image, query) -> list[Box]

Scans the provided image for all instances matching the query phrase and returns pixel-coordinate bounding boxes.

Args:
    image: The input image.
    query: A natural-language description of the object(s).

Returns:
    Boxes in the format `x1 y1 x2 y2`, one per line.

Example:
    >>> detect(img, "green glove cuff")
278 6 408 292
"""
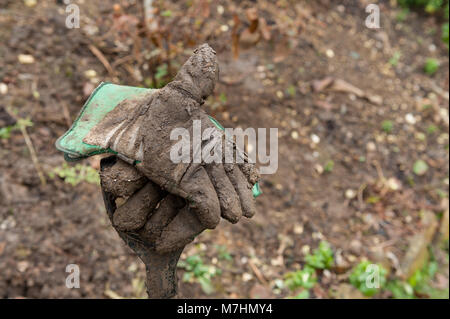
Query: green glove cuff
55 82 261 198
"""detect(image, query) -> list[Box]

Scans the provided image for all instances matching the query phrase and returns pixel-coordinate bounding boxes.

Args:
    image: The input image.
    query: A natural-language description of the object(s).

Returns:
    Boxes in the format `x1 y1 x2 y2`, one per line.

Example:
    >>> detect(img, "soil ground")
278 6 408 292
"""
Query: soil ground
0 0 448 298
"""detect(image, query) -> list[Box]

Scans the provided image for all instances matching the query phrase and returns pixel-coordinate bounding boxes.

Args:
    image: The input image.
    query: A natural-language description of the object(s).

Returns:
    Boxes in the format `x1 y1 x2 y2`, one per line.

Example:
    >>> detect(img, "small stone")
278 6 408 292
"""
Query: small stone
366 141 376 152
405 113 416 125
312 232 324 240
217 5 225 15
17 261 29 272
220 25 229 32
84 69 97 79
368 95 383 105
18 54 35 64
242 273 253 282
345 189 357 199
311 134 320 144
0 83 8 95
276 90 284 99
24 0 37 7
314 164 324 175
291 131 299 139
270 257 283 267
301 245 310 255
386 177 401 191
326 49 335 58
293 224 304 235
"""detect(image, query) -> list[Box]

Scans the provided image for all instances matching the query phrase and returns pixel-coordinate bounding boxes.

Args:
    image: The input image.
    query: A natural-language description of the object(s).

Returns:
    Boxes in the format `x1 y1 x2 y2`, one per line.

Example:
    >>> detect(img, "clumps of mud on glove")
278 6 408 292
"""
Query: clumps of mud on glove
168 43 219 102
113 182 164 232
99 159 148 198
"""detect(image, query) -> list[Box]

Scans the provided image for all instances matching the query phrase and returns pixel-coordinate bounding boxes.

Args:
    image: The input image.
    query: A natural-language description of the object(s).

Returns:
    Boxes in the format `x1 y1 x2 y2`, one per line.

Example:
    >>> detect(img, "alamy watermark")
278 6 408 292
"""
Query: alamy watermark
365 4 381 29
170 120 278 175
65 264 80 288
365 264 381 289
65 0 80 29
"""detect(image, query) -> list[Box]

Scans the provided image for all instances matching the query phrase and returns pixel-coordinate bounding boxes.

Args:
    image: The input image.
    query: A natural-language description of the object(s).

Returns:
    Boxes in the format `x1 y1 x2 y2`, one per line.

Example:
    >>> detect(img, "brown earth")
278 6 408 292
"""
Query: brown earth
0 0 448 298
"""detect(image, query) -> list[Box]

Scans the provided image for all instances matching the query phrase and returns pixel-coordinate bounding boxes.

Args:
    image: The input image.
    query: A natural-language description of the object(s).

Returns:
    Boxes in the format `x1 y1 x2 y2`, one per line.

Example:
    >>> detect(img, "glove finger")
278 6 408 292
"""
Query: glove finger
180 164 221 229
139 194 184 243
238 162 260 186
113 182 164 232
170 43 218 102
223 137 260 186
155 207 205 254
224 164 256 218
100 157 148 198
205 163 242 224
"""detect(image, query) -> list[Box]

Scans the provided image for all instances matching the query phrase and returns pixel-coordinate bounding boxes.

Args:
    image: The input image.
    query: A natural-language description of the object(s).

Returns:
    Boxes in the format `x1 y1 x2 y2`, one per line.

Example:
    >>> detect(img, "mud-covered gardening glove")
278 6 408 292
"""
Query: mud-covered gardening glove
100 155 208 298
84 44 259 229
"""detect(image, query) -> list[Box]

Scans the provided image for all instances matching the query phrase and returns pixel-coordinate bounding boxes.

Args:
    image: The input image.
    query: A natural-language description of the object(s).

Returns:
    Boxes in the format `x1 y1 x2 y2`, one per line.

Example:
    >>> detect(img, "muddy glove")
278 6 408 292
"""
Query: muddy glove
85 44 259 229
100 156 206 298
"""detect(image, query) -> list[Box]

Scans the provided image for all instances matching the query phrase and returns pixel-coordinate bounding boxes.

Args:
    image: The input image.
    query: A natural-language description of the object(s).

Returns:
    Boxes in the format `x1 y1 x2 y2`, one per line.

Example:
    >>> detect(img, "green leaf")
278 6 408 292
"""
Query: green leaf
293 290 310 299
381 120 394 133
324 160 334 173
198 276 214 295
161 10 172 17
424 58 440 75
349 261 387 296
413 160 429 176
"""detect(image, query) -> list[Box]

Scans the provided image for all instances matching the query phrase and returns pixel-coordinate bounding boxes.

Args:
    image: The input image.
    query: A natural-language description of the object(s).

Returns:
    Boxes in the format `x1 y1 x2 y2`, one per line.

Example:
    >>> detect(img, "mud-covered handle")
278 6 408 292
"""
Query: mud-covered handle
100 156 184 299
140 249 183 299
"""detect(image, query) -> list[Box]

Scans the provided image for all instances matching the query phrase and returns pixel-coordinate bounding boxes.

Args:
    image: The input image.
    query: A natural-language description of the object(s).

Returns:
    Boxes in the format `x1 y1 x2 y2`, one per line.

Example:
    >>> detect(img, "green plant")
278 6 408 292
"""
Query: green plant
413 159 429 176
399 0 449 47
48 163 100 186
286 85 296 97
215 245 232 261
424 58 440 75
443 3 449 47
397 8 410 21
324 160 334 173
389 51 402 66
381 120 394 133
154 63 169 88
399 0 444 12
178 254 221 295
386 280 415 298
305 241 334 269
349 261 387 297
218 92 227 104
0 126 14 139
161 10 172 17
386 258 449 299
284 265 317 291
0 118 33 139
427 124 439 134
292 290 310 299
